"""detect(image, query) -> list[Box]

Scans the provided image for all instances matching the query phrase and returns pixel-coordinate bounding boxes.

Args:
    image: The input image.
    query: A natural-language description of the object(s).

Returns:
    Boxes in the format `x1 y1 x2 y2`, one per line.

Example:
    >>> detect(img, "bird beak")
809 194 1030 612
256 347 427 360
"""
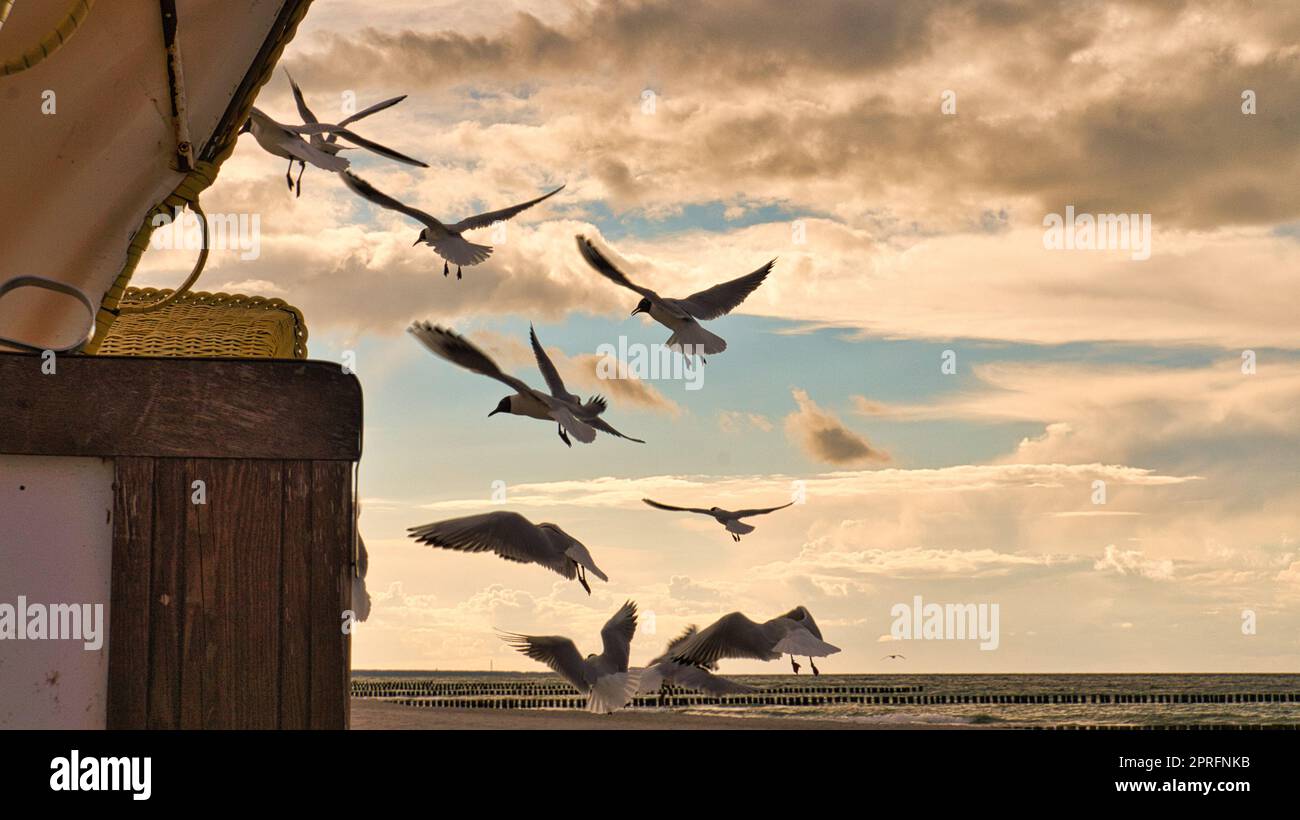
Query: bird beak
488 409 501 417
238 120 251 135
412 236 422 247
630 306 644 316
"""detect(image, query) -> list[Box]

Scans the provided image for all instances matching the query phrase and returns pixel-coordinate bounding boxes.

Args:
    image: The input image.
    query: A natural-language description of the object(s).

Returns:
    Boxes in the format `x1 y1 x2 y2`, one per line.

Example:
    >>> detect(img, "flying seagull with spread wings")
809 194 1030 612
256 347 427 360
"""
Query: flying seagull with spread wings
527 323 644 444
501 601 641 713
283 69 408 196
642 498 793 541
576 235 775 361
408 511 608 594
671 606 840 676
240 107 427 195
636 625 757 698
408 322 641 446
341 171 564 279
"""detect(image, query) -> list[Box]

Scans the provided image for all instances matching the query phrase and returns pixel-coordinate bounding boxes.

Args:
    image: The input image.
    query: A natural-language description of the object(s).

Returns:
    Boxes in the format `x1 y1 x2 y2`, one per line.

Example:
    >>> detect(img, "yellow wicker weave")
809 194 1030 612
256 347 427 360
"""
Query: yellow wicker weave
94 287 308 359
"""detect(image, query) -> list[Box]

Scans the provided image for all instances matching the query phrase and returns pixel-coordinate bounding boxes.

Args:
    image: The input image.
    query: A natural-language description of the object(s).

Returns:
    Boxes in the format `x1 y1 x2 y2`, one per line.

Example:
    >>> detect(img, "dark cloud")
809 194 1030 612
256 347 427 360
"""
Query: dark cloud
785 389 890 466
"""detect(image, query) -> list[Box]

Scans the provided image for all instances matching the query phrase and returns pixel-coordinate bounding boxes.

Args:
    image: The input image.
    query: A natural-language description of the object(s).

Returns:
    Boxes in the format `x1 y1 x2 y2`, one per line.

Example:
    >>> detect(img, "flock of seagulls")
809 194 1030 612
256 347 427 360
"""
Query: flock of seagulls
242 73 846 715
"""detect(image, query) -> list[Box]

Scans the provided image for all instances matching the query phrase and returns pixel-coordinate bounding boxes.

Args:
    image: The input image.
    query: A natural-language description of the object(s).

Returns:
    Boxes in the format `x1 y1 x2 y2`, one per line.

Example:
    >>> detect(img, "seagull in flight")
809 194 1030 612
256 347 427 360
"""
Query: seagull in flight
636 625 756 699
340 171 564 279
239 108 427 196
408 321 643 447
671 606 840 676
881 654 906 661
576 235 774 362
501 601 641 713
284 69 408 196
408 511 608 594
526 323 643 444
641 498 793 541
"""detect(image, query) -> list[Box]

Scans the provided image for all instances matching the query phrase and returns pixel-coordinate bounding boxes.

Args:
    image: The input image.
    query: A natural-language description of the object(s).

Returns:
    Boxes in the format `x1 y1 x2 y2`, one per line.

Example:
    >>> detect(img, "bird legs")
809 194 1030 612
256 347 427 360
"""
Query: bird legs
809 657 820 676
576 564 591 595
731 532 741 542
294 161 306 197
457 265 462 280
443 259 450 277
557 424 572 447
284 159 296 193
790 655 801 675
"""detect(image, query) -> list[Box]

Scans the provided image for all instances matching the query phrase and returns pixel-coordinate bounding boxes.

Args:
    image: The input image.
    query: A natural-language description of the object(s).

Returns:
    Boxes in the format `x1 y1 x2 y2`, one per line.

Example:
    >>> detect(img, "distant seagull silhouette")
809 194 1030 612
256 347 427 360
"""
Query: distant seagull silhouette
881 654 906 661
671 606 840 676
576 235 774 361
284 69 408 196
408 511 608 594
239 108 427 196
407 321 642 446
642 498 793 541
637 625 756 698
340 171 563 278
501 601 641 713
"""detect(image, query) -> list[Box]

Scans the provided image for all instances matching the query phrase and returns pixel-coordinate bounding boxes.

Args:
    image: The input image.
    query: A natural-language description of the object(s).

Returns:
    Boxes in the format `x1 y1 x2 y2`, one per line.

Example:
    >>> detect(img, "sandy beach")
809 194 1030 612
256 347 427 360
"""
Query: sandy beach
350 698 961 729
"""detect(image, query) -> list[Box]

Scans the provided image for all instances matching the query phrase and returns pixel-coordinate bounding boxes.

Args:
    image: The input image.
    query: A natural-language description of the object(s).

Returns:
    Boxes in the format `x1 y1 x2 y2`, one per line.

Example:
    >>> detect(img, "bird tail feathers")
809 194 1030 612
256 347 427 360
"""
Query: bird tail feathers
433 235 493 267
587 671 641 714
773 630 841 658
666 324 726 356
634 666 664 696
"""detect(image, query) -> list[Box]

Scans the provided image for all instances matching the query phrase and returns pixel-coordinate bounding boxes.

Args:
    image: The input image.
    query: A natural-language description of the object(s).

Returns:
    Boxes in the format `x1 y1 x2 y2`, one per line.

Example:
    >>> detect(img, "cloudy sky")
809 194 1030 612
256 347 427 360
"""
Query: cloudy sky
137 0 1300 672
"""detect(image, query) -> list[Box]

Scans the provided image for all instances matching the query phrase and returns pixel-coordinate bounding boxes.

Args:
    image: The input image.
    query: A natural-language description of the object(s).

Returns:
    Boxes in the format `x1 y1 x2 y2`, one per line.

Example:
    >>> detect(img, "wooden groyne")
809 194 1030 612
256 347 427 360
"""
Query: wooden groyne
351 681 923 698
365 689 1300 711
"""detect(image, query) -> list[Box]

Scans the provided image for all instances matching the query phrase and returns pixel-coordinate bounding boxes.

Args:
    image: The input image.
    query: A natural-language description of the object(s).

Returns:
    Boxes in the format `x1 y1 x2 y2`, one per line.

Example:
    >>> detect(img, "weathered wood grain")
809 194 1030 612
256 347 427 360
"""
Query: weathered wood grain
0 353 361 460
106 457 153 729
279 460 313 729
146 459 187 729
309 461 352 729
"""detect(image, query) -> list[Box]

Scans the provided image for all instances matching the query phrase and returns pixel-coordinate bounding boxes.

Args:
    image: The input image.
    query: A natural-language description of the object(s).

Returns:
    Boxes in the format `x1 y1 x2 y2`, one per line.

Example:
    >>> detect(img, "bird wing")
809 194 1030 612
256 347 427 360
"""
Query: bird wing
528 324 577 402
501 633 590 691
670 259 776 320
338 95 407 128
352 533 371 622
586 415 645 444
774 605 822 639
671 612 778 666
649 625 701 666
642 498 713 515
543 523 608 582
407 321 550 404
279 137 350 171
407 511 572 578
599 600 638 671
670 664 757 695
575 235 680 309
549 403 597 444
340 171 442 229
284 69 318 124
291 123 428 167
447 185 565 233
732 501 794 519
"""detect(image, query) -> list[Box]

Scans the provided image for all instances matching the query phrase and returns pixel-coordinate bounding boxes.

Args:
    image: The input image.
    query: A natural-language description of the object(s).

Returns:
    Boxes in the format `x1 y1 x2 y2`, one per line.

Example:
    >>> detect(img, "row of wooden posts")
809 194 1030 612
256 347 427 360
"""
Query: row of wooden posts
373 691 1300 710
350 682 924 697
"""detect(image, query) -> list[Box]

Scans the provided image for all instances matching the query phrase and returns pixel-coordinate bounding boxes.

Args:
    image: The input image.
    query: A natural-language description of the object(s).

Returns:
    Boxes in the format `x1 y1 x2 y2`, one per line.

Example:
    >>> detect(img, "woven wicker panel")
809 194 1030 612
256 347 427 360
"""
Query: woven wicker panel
94 288 308 359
